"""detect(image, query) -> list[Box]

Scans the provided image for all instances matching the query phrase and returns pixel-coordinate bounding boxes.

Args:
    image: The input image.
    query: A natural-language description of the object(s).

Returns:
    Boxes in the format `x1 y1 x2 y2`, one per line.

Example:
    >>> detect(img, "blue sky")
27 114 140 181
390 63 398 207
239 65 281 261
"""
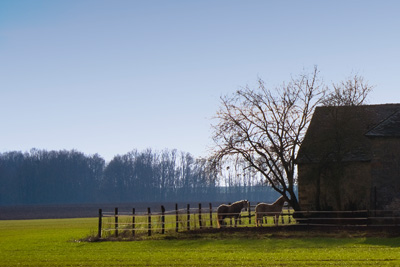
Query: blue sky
1 0 400 161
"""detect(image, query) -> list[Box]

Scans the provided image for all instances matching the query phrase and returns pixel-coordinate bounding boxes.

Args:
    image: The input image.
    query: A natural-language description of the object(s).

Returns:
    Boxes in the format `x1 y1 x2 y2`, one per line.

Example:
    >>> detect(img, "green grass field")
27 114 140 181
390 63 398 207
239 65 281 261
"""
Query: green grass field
1 218 400 266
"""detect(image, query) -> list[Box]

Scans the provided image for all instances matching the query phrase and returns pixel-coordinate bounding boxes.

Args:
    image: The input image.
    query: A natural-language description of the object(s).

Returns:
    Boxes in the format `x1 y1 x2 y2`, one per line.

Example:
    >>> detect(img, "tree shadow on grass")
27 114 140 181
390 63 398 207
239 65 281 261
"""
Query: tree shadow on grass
362 237 400 248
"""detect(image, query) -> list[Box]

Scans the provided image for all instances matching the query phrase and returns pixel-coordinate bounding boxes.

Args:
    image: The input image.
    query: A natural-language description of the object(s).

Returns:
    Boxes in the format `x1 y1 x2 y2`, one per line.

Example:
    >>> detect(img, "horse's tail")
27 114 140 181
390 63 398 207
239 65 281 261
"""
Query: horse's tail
216 207 221 228
255 204 265 227
217 205 227 228
217 212 223 228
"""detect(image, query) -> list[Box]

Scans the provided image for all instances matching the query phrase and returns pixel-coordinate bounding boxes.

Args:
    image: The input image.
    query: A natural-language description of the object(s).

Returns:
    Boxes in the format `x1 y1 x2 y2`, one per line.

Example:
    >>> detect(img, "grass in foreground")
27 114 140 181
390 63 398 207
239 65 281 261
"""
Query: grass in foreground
1 218 400 266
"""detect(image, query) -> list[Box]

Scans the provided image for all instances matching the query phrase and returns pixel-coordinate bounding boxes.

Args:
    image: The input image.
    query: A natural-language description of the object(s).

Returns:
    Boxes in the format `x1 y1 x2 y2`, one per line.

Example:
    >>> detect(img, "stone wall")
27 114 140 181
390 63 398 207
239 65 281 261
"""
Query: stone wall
298 161 372 211
370 138 400 210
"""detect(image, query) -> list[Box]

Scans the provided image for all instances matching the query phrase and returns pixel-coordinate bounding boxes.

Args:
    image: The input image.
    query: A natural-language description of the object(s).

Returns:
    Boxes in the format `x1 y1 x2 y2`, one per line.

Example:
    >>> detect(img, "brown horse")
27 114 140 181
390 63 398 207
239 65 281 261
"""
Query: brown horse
217 200 248 228
255 196 286 227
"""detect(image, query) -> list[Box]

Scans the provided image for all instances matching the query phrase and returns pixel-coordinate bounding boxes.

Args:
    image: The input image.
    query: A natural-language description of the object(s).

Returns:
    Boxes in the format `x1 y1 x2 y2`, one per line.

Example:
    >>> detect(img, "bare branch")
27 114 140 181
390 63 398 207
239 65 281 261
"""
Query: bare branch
211 67 372 211
322 74 374 106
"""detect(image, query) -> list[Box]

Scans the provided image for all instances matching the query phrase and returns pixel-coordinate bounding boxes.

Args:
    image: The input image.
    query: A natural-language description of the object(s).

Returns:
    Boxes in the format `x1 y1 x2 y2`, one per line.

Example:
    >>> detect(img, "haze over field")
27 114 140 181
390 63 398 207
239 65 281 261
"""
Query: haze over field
1 1 400 160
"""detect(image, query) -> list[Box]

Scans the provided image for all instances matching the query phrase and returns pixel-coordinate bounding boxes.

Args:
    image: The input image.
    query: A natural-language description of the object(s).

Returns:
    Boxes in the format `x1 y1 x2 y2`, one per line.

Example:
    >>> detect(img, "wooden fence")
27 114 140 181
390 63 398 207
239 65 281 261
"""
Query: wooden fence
97 204 400 238
97 202 294 238
294 210 400 227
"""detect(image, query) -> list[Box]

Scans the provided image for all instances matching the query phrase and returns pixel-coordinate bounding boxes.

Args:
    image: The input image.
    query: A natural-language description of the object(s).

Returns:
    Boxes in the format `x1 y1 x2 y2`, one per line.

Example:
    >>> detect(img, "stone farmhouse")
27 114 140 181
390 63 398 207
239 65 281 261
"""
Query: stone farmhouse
297 104 400 212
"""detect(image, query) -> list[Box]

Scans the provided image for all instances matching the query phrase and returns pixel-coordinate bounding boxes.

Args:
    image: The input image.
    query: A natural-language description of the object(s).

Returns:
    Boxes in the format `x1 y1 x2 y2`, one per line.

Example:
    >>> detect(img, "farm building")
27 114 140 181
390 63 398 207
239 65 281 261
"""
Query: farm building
297 104 400 212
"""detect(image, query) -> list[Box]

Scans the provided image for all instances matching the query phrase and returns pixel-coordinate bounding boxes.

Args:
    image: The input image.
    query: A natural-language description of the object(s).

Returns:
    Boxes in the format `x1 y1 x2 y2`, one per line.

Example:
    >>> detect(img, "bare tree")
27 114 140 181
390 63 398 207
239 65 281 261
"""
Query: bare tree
322 74 373 106
211 67 325 211
211 67 373 211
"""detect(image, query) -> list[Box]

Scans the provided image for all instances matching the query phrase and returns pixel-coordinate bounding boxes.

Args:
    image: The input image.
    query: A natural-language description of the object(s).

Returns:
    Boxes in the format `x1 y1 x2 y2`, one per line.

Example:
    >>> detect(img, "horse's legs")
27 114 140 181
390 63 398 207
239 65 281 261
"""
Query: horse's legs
258 215 263 227
236 214 242 227
217 215 224 228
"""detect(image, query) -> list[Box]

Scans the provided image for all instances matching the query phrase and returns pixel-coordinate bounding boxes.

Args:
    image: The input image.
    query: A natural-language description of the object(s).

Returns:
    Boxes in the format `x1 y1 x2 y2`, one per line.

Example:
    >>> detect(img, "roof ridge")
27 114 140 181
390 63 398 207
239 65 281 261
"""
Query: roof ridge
317 103 400 110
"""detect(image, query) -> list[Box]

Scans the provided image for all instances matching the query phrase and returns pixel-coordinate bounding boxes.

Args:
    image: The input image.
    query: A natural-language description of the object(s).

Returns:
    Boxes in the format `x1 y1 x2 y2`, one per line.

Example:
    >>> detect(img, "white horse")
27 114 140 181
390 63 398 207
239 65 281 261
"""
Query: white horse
255 196 286 226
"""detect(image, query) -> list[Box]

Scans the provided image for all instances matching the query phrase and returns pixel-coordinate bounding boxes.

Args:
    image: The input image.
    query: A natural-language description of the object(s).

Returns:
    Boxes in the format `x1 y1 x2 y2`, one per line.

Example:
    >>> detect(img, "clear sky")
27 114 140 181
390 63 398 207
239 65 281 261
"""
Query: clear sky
1 0 400 161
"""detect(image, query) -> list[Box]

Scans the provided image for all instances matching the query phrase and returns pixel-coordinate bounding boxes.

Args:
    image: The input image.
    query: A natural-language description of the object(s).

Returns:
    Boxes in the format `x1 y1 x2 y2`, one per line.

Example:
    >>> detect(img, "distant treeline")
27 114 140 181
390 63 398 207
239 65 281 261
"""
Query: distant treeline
0 149 288 205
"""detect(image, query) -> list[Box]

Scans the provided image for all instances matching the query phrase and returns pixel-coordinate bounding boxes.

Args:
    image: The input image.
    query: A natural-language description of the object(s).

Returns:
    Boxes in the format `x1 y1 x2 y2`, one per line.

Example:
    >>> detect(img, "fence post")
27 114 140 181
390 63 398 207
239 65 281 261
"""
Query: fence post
161 205 165 234
148 207 151 236
264 208 268 225
209 203 213 228
175 203 179 232
228 203 232 227
248 202 251 225
288 208 291 224
115 207 119 238
132 208 135 237
198 203 202 229
98 209 102 238
187 204 190 231
374 186 377 217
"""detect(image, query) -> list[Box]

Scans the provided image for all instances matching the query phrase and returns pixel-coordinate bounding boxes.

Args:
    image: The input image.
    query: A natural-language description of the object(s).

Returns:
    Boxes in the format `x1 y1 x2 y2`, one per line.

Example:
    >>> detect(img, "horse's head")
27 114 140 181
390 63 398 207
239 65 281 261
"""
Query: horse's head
276 195 287 209
242 200 249 211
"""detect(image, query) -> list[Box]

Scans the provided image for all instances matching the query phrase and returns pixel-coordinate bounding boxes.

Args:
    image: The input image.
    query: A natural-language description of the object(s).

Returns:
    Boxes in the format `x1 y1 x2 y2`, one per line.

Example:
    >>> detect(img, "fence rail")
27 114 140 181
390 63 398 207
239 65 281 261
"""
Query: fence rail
294 210 400 227
97 204 400 238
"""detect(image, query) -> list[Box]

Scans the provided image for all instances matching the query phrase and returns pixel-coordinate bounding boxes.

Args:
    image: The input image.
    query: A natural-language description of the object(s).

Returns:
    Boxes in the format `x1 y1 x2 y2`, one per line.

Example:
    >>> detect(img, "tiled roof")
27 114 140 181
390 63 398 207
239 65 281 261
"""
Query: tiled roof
297 104 400 164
